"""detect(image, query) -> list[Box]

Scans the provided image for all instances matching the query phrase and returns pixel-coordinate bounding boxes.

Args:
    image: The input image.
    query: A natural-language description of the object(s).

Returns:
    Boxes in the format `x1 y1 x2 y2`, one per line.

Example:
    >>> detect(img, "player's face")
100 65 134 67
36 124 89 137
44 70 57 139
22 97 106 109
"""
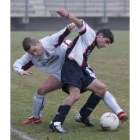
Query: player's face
96 33 111 49
28 43 43 56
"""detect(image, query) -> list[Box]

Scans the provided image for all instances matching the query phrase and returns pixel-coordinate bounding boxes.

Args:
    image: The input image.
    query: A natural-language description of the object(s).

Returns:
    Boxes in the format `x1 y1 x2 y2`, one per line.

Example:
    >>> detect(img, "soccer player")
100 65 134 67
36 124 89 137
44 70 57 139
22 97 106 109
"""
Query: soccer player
49 9 128 133
13 23 75 124
13 13 127 126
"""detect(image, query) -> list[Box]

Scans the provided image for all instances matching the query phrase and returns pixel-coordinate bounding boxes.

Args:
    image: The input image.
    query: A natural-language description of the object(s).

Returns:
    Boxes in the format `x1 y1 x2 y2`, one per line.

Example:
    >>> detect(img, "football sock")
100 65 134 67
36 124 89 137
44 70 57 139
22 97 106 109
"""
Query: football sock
102 91 123 115
79 92 101 118
33 93 47 118
53 105 71 123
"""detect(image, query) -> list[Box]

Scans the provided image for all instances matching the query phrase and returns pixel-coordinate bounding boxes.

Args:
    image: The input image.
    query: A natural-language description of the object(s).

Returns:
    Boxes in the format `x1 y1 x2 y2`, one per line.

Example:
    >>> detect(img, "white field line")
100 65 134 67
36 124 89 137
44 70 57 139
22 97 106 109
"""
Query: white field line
11 127 37 140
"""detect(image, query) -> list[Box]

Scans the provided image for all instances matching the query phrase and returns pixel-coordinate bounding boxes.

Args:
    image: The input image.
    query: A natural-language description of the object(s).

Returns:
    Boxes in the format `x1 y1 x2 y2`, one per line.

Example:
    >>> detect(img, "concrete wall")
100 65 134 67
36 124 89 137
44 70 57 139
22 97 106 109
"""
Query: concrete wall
11 17 129 31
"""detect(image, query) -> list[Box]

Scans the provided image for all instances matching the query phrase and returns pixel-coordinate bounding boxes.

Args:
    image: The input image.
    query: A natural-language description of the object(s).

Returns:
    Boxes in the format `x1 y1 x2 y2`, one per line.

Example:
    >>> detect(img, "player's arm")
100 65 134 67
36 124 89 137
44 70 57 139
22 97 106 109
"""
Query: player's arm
67 23 76 32
57 9 83 28
57 9 96 46
13 53 33 75
46 23 75 49
57 9 94 35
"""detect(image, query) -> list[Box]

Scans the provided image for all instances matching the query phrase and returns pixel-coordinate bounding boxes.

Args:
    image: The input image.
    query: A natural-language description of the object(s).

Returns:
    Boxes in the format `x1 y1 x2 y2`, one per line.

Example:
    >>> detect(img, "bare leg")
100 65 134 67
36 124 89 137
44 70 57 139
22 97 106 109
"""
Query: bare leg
33 75 62 118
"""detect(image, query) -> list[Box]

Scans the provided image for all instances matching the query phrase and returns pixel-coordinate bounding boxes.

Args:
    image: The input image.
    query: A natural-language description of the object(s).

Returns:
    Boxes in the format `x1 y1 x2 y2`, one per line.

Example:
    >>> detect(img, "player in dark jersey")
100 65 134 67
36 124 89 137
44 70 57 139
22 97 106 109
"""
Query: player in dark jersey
50 9 128 133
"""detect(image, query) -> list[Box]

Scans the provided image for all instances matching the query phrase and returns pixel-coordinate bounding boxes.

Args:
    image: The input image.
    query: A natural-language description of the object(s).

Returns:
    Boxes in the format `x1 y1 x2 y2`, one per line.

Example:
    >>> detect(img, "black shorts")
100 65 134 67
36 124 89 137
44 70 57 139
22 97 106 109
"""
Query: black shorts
61 60 96 94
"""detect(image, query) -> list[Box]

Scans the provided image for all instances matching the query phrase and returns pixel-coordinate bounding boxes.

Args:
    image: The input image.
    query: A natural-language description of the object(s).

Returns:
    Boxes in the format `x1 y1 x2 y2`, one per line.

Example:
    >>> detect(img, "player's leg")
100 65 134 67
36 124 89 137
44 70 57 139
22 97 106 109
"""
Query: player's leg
50 85 81 133
51 85 81 125
74 64 107 125
86 79 128 121
103 91 128 121
75 92 101 126
23 75 62 124
81 76 105 118
33 74 62 118
76 79 127 123
78 78 105 120
74 78 103 126
76 91 128 122
74 77 104 125
86 78 106 97
50 60 82 133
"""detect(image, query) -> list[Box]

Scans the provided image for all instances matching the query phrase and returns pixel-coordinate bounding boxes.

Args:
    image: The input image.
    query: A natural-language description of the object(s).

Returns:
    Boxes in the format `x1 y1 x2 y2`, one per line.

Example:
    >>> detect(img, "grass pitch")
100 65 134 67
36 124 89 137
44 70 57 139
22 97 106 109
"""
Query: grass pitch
11 31 129 140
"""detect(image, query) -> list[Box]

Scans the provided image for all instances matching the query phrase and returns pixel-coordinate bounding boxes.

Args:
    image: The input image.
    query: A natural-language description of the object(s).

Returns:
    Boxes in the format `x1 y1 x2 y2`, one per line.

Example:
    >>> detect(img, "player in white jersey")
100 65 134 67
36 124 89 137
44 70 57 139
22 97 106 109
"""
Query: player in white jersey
13 11 127 126
13 23 75 124
50 9 128 133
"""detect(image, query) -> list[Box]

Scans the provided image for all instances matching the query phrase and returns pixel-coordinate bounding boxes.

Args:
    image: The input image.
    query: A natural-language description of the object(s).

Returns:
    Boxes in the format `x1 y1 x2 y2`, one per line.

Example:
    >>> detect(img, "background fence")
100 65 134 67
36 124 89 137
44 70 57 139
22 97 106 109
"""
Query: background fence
11 0 129 30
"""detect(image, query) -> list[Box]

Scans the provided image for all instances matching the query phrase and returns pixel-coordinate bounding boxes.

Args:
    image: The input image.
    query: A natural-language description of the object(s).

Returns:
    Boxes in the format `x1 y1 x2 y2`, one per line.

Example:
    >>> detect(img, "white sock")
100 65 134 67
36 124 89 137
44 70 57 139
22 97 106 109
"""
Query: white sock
33 93 47 118
102 91 123 115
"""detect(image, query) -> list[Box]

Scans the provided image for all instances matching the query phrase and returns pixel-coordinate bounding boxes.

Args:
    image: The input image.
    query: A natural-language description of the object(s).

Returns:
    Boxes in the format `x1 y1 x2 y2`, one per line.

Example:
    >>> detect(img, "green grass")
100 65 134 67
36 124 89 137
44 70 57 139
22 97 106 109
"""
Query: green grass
11 31 129 140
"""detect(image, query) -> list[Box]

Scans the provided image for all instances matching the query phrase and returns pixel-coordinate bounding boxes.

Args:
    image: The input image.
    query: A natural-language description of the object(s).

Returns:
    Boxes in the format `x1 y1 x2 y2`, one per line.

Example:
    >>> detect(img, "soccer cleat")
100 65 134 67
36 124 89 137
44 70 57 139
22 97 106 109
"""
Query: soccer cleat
49 121 67 134
22 116 43 125
117 112 128 122
74 113 95 127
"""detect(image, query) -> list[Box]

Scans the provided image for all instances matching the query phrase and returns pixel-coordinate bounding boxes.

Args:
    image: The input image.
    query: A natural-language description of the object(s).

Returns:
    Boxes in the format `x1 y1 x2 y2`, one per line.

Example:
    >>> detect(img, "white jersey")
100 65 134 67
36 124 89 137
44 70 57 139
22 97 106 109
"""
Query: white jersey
66 20 96 67
13 27 71 80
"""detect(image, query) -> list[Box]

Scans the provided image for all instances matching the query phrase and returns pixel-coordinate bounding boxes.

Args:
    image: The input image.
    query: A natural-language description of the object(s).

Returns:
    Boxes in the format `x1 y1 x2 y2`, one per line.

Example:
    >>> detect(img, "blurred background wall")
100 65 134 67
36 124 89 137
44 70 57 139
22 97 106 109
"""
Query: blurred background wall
11 0 129 31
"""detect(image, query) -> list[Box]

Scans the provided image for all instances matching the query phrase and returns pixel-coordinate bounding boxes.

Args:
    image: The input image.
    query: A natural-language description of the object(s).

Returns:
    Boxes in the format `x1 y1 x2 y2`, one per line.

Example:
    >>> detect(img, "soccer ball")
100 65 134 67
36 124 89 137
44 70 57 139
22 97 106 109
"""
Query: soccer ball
100 112 119 131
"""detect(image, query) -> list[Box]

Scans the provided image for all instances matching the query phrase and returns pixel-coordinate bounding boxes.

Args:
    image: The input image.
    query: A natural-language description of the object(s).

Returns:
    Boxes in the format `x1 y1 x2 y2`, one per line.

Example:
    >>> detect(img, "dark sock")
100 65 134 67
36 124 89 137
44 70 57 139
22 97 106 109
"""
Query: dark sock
80 92 101 118
53 105 71 123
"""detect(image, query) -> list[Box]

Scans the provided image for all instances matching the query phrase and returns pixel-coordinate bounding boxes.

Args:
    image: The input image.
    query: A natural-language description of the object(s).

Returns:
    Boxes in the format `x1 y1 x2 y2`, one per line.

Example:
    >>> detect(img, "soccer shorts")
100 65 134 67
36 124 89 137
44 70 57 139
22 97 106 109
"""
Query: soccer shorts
61 60 96 94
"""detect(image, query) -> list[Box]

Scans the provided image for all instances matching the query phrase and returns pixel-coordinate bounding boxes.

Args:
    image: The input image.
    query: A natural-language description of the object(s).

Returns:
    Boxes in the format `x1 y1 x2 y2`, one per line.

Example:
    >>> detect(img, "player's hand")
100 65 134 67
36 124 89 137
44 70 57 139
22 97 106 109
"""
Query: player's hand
57 9 69 18
67 23 76 31
22 70 32 75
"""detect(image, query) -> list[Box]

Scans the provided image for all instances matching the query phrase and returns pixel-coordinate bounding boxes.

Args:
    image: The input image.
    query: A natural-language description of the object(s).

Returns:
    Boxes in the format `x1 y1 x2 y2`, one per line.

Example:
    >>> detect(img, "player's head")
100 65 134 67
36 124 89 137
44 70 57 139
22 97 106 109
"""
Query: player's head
96 28 114 49
22 37 43 56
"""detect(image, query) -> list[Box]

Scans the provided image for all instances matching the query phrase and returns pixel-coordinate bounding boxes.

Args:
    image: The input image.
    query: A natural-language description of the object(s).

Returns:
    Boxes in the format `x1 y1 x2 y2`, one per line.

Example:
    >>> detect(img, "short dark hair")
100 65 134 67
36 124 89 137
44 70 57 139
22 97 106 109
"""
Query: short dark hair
22 37 38 51
96 28 114 44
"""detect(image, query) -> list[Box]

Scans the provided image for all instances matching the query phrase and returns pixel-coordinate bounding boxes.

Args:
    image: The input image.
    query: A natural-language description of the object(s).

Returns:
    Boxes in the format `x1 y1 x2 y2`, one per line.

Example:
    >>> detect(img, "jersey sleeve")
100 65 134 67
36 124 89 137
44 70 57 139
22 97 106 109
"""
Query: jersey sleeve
40 27 71 53
13 53 33 75
75 20 96 45
49 27 71 48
